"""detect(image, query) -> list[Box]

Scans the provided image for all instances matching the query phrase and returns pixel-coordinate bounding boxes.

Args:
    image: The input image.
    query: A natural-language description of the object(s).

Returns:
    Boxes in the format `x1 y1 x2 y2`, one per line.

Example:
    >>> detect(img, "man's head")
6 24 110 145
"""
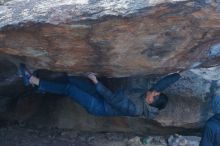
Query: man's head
212 96 220 114
146 91 168 110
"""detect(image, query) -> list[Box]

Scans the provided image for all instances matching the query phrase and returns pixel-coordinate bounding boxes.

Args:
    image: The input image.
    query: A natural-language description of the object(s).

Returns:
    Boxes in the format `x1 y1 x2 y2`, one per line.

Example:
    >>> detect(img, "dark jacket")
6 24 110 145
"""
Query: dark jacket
96 73 181 119
200 114 220 146
144 72 181 119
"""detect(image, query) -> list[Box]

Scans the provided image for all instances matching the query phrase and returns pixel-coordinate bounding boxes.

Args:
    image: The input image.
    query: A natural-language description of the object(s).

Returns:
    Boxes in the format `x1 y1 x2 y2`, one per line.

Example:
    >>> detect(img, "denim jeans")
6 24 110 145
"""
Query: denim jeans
38 76 137 116
200 114 220 146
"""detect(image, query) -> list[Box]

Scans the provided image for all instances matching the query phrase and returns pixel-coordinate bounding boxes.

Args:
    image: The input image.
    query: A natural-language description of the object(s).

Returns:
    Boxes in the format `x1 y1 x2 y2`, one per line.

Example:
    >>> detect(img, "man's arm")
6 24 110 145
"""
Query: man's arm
151 73 181 92
200 124 214 146
95 82 114 100
86 72 121 103
86 73 137 115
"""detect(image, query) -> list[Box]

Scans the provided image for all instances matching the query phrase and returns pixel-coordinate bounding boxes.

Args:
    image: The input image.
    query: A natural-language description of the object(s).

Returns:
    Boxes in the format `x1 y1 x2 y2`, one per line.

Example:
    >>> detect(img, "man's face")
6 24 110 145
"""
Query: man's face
146 91 160 104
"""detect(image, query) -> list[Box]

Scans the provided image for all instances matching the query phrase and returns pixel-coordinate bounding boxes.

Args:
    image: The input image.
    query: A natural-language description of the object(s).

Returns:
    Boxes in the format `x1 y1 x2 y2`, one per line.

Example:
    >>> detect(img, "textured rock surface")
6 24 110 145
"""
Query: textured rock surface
1 0 220 76
0 0 187 26
0 0 220 133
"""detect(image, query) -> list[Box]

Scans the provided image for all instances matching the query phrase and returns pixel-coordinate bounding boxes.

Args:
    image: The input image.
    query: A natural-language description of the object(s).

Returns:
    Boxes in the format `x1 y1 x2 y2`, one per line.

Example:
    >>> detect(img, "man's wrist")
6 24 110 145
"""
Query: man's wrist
93 79 98 84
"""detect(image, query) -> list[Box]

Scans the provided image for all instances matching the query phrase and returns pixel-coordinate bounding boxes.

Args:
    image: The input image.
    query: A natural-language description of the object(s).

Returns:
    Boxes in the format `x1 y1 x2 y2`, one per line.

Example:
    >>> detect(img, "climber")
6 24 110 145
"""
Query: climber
200 95 220 146
19 63 181 119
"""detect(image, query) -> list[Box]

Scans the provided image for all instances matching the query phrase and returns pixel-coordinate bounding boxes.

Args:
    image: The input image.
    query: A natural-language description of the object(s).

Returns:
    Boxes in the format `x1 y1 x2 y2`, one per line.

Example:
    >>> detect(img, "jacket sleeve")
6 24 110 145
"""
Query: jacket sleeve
95 82 115 101
95 82 128 103
151 73 181 92
95 82 137 115
199 124 214 146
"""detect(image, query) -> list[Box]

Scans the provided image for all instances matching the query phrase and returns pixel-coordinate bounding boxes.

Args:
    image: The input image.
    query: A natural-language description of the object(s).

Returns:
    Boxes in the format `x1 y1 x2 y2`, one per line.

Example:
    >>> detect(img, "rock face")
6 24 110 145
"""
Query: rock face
0 0 220 134
1 0 220 76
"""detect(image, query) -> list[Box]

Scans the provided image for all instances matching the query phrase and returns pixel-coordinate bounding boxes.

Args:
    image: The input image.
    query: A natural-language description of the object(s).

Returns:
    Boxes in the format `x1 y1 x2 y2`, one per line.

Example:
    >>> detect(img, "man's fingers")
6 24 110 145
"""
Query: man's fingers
84 72 97 77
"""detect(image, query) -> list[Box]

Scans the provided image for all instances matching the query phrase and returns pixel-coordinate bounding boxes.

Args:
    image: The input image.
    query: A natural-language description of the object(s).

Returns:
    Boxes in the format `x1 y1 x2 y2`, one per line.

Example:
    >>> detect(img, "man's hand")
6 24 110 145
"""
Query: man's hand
86 72 98 84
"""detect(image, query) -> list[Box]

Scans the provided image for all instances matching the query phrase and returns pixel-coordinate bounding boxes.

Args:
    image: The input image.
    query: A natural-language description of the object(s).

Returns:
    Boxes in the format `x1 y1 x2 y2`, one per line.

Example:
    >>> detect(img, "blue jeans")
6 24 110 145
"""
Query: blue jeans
38 76 137 116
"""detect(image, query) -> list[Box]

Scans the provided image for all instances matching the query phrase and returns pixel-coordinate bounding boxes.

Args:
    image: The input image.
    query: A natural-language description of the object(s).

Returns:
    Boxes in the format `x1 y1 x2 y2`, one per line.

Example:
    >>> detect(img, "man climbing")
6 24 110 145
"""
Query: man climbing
200 96 220 146
20 63 181 119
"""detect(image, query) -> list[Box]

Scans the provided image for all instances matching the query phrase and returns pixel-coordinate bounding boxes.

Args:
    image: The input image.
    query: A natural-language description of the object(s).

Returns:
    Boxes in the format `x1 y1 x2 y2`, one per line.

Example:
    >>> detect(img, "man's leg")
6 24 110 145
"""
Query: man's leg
38 79 126 116
19 64 135 116
67 76 137 116
67 76 99 97
38 79 99 112
86 73 138 116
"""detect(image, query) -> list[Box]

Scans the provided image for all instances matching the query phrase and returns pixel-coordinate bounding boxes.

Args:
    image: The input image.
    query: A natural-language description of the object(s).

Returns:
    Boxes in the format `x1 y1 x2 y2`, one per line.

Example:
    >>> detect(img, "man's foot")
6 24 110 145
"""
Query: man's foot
19 63 32 86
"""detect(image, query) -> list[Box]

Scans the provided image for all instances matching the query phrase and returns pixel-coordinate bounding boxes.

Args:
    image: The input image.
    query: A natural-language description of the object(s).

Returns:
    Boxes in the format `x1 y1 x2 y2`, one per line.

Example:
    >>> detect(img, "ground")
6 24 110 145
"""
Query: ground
0 125 136 146
0 124 201 146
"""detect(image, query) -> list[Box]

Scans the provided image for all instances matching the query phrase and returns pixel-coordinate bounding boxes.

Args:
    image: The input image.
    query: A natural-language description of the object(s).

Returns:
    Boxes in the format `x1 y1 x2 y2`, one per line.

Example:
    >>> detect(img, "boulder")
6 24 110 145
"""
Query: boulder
0 0 220 76
0 0 220 134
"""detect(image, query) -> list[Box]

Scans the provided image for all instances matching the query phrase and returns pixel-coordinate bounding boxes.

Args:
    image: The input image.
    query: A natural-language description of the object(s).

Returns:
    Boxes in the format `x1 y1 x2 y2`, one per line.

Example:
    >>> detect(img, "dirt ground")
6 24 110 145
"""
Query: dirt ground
0 125 138 146
0 124 201 146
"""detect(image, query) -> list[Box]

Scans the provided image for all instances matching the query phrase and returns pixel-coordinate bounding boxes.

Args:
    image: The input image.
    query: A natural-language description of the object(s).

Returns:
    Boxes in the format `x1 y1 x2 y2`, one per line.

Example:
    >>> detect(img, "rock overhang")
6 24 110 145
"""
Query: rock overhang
1 0 220 77
0 0 220 132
